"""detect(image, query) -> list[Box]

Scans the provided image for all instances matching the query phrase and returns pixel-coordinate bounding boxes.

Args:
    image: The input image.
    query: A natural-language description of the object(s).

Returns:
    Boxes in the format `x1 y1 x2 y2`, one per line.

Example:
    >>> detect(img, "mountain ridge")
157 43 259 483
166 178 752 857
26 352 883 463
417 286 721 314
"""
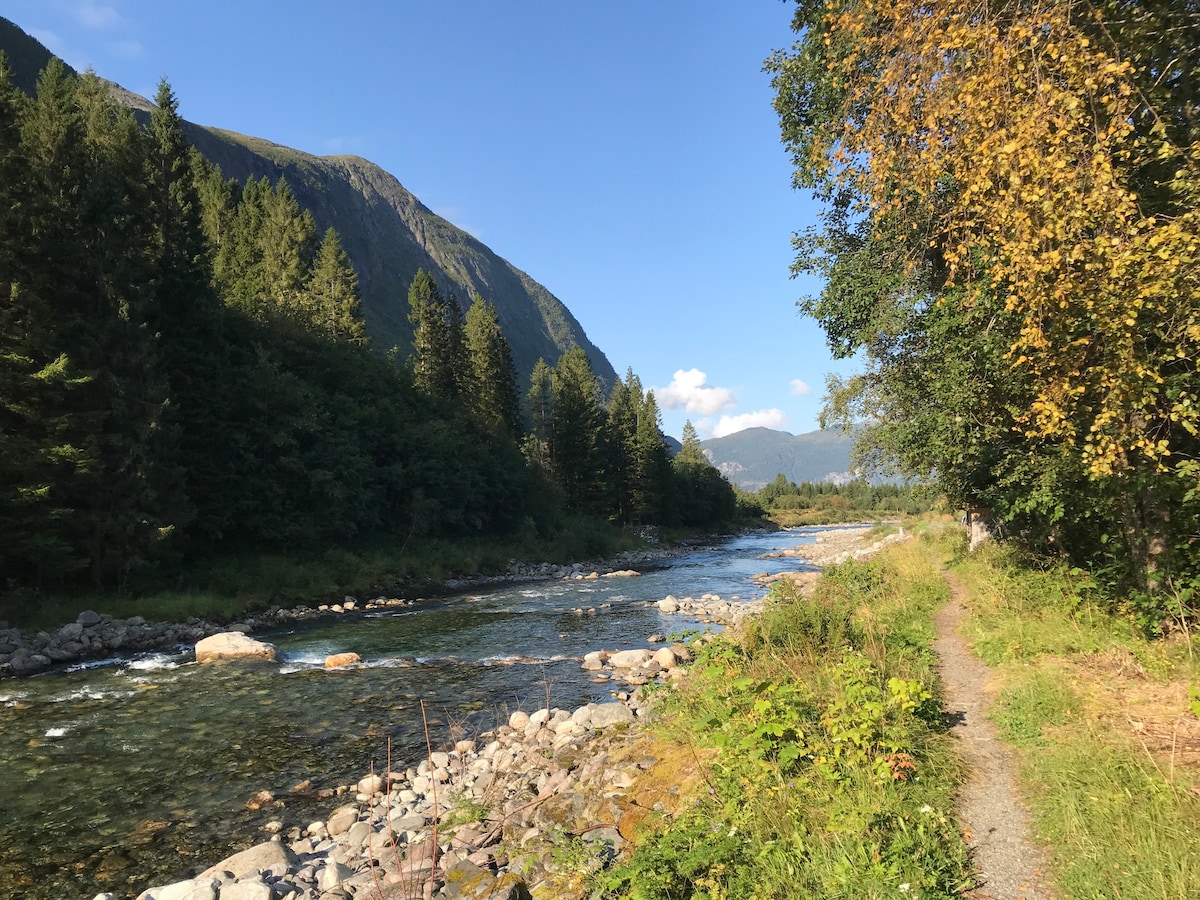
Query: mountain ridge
0 16 617 388
699 426 856 490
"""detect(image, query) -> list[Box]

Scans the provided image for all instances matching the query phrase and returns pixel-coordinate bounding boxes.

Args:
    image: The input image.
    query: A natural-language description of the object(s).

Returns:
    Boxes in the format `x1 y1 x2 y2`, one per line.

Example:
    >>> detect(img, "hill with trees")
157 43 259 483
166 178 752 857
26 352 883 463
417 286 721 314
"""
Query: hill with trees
699 427 855 490
0 50 738 610
0 16 617 390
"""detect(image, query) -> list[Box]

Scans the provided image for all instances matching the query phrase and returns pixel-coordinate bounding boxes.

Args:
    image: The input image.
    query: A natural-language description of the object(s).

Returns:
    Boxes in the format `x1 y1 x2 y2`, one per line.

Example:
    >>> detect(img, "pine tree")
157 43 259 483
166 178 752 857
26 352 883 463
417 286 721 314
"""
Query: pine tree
549 346 609 515
407 269 460 402
304 227 366 344
523 357 554 468
464 295 520 435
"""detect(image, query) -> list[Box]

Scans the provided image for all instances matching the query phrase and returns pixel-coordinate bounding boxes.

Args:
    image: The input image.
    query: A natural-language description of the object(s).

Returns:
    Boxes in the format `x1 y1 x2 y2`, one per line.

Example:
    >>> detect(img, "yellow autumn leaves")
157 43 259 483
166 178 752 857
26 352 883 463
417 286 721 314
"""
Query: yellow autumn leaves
817 0 1198 477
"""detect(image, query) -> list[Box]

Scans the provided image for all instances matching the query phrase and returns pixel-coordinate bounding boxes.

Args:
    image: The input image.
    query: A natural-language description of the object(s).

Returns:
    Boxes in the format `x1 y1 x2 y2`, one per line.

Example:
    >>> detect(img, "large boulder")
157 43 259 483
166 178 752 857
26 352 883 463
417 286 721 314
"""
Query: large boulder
607 649 652 669
589 703 635 728
194 632 277 664
197 840 297 880
134 878 219 900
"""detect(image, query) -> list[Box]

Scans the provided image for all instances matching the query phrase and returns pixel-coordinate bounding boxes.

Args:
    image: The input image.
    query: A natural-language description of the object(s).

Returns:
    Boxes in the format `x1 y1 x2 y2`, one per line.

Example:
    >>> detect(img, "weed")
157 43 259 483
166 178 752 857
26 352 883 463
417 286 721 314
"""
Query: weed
597 541 971 899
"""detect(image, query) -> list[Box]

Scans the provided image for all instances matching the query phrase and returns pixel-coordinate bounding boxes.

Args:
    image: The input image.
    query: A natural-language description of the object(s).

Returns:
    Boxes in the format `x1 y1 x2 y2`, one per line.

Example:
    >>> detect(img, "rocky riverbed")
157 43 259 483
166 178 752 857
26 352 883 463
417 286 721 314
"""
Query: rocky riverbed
0 546 692 678
112 607 740 900
102 526 901 900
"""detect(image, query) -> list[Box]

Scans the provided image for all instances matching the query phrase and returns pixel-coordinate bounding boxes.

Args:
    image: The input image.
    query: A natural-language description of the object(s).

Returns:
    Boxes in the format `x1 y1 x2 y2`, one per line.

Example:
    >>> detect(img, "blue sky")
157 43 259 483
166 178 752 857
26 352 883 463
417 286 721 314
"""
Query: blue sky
2 0 860 440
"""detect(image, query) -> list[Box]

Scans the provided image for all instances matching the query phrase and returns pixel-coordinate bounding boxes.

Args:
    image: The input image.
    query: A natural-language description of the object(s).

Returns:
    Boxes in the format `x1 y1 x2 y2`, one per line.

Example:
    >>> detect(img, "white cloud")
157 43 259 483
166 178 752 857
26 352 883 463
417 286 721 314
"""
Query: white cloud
711 409 789 438
790 378 811 397
73 1 121 30
651 369 737 415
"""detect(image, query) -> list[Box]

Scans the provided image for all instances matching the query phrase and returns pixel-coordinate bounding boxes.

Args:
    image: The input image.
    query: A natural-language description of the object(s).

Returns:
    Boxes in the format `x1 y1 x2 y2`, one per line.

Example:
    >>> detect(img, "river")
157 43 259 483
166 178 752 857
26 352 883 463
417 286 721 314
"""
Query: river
0 528 822 899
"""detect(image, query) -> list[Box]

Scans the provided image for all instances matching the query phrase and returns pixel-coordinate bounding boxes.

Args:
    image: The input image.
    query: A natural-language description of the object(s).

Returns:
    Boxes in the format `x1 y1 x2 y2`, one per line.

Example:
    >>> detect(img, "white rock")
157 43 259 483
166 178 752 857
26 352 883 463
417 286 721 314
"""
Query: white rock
608 648 653 668
529 708 551 725
135 878 219 900
508 710 530 730
589 703 635 728
197 841 298 880
658 597 680 613
319 861 354 891
653 647 679 669
357 774 384 795
194 632 276 664
219 881 272 900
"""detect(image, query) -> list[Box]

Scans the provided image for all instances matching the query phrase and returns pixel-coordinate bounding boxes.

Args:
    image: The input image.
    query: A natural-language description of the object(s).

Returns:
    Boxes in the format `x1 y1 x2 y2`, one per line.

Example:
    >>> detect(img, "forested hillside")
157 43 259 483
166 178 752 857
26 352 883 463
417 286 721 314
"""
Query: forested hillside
0 16 617 389
0 58 737 602
699 426 855 490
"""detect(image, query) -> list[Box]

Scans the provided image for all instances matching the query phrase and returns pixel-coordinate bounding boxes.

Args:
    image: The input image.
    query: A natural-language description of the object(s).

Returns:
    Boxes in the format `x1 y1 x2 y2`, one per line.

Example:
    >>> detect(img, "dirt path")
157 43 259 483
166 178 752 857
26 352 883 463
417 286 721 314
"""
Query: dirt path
935 571 1059 899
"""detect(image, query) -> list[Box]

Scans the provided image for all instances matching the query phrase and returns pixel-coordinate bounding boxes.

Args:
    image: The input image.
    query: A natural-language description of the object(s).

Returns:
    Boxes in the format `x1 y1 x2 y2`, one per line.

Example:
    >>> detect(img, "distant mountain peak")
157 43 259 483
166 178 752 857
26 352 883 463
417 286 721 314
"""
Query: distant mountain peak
700 427 855 490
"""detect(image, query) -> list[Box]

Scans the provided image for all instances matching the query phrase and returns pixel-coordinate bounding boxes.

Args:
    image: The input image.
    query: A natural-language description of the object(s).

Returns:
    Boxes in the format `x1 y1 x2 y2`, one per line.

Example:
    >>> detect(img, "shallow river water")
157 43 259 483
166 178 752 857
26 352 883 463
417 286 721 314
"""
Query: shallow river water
0 529 823 899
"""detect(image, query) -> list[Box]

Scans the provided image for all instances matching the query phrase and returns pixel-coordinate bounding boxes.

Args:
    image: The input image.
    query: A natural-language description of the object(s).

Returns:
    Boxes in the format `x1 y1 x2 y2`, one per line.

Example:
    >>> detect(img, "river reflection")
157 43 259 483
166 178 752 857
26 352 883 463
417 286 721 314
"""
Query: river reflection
0 528 828 899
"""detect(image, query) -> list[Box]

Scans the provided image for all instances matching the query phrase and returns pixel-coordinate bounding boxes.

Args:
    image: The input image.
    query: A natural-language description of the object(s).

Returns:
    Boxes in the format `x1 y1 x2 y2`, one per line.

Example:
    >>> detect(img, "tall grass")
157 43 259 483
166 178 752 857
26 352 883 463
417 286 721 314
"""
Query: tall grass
598 541 973 898
941 533 1200 900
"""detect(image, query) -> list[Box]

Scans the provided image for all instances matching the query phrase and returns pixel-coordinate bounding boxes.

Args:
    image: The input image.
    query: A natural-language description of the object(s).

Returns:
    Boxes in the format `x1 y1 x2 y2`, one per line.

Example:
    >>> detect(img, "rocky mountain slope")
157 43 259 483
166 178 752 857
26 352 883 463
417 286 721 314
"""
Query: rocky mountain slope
0 17 617 388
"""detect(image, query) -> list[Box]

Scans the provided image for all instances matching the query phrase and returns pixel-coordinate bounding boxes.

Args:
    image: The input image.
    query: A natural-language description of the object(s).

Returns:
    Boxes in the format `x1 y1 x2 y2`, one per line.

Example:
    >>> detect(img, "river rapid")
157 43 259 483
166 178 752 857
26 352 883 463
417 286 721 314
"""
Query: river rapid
0 529 823 899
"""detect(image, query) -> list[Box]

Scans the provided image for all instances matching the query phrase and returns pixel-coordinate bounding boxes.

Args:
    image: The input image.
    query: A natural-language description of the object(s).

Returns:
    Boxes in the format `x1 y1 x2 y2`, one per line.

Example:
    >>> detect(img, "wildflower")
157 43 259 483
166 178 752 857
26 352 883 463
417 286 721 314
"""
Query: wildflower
919 804 932 814
899 884 911 893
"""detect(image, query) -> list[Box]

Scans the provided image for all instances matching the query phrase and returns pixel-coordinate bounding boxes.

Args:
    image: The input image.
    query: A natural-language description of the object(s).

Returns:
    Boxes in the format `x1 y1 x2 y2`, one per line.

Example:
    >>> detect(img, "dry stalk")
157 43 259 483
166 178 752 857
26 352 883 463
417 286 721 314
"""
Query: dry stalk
421 699 439 887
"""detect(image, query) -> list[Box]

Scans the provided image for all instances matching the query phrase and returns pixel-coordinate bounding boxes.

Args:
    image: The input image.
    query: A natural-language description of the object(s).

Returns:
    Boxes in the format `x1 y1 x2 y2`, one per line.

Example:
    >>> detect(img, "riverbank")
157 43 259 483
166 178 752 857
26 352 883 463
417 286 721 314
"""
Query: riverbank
113 524 899 900
0 542 703 678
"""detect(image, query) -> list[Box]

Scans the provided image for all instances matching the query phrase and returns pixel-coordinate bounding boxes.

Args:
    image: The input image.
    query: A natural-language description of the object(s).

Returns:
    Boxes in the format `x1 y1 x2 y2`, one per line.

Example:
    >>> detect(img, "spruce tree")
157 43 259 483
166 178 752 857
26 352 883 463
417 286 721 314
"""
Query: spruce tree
305 227 366 344
630 388 671 524
549 347 609 515
523 357 554 468
407 269 460 402
464 295 520 436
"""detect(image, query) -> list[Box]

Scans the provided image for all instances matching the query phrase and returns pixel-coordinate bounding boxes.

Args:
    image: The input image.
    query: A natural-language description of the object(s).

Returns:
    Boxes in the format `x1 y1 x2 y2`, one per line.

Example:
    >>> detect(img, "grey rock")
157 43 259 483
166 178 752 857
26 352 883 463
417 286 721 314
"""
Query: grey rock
588 703 634 728
77 609 102 626
197 840 298 880
9 651 50 675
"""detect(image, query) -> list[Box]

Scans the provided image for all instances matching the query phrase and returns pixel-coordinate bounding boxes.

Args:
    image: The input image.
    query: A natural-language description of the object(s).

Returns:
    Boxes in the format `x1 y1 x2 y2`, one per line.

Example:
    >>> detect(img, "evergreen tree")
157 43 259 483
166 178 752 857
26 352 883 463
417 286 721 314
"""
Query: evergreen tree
258 179 316 319
677 420 705 465
672 418 736 526
464 295 521 436
523 357 554 469
630 388 671 524
605 371 636 520
304 227 366 344
407 269 460 402
549 347 609 515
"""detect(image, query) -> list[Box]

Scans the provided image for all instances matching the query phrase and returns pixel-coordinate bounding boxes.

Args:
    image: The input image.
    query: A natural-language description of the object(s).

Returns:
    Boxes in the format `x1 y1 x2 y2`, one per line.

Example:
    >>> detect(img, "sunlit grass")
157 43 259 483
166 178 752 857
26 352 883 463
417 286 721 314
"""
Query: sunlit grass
597 538 973 898
944 536 1200 900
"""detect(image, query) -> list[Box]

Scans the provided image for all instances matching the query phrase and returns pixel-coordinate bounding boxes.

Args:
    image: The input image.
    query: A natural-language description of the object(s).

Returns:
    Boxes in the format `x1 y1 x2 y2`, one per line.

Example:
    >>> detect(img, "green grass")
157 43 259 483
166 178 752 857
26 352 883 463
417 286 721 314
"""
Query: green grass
0 516 644 630
939 532 1200 900
596 541 973 899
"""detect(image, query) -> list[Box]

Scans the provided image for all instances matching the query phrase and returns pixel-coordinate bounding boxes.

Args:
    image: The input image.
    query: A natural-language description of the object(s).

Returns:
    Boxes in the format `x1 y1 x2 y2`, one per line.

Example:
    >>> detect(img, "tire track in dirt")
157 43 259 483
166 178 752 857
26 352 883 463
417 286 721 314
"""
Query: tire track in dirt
934 571 1059 900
